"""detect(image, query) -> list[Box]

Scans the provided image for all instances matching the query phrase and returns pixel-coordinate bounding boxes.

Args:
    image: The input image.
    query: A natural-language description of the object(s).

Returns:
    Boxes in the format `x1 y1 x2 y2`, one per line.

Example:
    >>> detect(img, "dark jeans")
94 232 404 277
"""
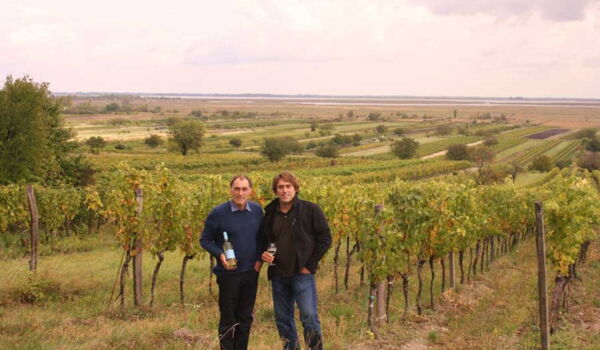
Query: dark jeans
271 273 323 350
217 269 259 350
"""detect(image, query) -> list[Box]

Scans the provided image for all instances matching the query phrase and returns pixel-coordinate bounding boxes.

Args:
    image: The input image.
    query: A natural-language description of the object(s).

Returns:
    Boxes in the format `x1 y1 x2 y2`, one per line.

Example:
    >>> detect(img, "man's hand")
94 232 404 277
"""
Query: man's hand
299 267 311 274
261 251 275 264
254 261 262 272
220 254 236 270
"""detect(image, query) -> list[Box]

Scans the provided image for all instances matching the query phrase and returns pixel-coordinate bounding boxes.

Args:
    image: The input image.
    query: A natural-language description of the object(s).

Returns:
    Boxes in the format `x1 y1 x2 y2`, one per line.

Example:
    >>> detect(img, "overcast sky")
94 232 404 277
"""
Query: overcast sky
1 0 599 98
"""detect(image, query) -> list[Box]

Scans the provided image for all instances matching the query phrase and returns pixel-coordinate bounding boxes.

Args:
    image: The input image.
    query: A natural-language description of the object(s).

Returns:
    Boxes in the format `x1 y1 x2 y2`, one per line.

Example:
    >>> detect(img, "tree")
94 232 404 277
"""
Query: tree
86 136 107 154
375 125 388 134
310 120 318 132
457 127 470 136
331 133 353 146
229 138 242 147
436 125 453 136
367 112 381 121
393 128 405 136
508 162 524 183
0 76 89 185
577 152 600 171
468 146 495 185
105 102 120 113
144 134 164 148
583 135 600 152
261 137 302 162
189 109 203 117
555 159 572 169
483 136 498 146
571 128 598 140
346 110 354 119
529 155 553 172
392 137 419 159
469 146 494 167
169 119 205 155
320 123 334 131
446 144 470 160
315 144 339 158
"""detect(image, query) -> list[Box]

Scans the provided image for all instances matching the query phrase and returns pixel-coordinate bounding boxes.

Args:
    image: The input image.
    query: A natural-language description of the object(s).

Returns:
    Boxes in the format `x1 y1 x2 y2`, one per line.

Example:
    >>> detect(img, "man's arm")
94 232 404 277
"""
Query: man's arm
200 210 236 270
305 204 332 273
255 206 266 271
199 210 224 258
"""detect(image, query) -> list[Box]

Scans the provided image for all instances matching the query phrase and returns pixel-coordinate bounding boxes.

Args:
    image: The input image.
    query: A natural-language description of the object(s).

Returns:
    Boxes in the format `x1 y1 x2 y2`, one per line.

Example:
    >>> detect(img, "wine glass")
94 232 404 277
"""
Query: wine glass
267 243 277 266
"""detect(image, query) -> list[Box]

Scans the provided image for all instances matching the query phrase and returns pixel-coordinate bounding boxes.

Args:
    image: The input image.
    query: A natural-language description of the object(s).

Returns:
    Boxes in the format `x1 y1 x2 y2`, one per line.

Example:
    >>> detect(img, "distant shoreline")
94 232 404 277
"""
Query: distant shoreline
54 92 600 107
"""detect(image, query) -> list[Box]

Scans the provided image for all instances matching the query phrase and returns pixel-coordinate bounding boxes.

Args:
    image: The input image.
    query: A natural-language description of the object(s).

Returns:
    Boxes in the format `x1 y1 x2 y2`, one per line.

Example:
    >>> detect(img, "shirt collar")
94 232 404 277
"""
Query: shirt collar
230 201 252 212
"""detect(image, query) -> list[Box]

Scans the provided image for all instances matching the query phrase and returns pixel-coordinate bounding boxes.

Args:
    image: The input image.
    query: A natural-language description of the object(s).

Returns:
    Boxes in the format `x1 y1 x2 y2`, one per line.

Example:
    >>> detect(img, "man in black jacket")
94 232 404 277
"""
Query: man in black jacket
261 171 332 350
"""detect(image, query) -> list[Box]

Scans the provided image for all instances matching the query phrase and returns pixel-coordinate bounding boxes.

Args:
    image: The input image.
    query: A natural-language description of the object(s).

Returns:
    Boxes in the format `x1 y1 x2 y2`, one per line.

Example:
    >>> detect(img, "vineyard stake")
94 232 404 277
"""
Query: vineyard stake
374 204 387 324
449 251 456 289
535 201 549 350
26 185 38 272
133 188 144 306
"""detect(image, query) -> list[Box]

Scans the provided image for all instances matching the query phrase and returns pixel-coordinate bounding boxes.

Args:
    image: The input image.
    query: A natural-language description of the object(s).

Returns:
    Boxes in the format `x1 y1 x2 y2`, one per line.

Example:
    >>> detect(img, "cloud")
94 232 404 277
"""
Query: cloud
410 0 599 21
0 0 599 97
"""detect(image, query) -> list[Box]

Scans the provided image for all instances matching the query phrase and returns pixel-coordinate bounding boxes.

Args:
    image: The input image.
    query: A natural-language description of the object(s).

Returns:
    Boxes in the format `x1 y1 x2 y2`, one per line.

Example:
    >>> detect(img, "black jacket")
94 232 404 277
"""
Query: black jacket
263 195 332 278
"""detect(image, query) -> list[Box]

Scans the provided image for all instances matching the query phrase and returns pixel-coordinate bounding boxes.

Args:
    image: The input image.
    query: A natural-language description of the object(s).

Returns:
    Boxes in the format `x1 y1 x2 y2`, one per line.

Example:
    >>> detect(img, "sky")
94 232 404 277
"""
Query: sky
1 0 600 98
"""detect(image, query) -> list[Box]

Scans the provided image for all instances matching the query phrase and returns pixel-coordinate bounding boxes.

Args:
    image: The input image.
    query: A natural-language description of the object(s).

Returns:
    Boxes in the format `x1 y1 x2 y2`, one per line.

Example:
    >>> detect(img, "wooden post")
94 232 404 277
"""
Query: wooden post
535 201 550 350
448 250 456 290
26 185 39 272
374 204 387 324
132 188 144 306
376 281 387 324
368 284 378 338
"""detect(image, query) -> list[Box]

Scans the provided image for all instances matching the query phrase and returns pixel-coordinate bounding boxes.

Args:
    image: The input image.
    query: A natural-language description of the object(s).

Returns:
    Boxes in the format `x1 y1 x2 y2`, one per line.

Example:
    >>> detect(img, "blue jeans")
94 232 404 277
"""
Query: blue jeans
271 273 323 350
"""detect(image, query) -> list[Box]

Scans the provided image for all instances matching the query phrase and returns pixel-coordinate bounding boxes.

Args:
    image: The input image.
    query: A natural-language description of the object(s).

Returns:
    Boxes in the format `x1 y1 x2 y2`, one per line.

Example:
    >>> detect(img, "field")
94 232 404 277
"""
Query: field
2 95 600 349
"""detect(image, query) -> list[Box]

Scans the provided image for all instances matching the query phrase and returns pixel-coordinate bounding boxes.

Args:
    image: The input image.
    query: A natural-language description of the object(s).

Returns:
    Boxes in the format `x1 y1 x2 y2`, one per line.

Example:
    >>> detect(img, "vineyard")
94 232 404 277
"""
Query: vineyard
1 160 599 348
1 94 600 349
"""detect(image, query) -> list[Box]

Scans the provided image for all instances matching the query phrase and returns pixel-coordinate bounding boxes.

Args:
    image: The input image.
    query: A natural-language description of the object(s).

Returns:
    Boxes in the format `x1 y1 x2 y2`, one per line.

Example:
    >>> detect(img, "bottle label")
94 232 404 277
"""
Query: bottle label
225 249 235 260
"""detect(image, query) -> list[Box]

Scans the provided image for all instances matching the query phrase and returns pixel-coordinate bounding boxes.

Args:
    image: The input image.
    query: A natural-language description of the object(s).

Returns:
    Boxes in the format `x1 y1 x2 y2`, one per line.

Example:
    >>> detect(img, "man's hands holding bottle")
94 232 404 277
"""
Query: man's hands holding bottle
220 253 237 270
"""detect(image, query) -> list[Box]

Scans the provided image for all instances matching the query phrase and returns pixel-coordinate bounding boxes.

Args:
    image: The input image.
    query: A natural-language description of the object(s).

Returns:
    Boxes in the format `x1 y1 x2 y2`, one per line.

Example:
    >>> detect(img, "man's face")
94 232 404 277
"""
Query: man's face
276 179 296 204
230 178 252 209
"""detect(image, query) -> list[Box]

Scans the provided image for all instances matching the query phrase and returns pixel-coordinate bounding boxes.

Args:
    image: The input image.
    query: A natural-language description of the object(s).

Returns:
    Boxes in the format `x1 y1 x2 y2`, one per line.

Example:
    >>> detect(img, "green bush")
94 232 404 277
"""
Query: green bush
7 274 61 304
529 155 553 172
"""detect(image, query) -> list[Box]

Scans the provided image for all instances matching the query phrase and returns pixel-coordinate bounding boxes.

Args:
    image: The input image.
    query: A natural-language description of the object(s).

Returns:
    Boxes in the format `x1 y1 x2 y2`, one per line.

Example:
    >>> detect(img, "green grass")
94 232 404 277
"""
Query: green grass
2 231 599 349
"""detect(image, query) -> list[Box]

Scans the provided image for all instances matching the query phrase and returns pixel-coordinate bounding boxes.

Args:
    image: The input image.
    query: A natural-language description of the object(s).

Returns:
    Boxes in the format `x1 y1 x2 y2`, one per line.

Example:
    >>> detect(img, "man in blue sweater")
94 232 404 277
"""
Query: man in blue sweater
200 175 264 350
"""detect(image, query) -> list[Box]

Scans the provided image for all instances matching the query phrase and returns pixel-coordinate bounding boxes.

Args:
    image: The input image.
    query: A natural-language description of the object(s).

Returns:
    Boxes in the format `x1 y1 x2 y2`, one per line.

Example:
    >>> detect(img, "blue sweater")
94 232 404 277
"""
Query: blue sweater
200 201 264 275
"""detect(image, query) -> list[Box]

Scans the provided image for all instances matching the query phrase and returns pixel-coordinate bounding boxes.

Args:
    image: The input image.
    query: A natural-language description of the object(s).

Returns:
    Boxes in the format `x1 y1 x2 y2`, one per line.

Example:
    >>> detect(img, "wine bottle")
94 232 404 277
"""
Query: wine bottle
222 231 237 268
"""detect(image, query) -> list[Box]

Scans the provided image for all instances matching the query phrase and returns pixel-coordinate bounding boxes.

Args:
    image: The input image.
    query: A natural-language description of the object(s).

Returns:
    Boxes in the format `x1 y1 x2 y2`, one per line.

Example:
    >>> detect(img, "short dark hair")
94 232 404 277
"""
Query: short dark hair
230 175 253 188
271 171 300 193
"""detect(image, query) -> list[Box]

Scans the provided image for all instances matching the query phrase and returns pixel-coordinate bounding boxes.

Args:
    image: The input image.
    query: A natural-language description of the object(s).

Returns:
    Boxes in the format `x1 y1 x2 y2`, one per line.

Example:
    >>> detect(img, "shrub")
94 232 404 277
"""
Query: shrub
144 134 164 148
375 125 388 134
483 136 499 146
577 152 600 170
8 274 61 304
315 144 339 158
392 137 419 159
446 144 470 160
86 136 106 154
555 159 572 169
261 137 302 162
229 138 242 147
168 119 205 156
436 125 453 136
104 102 120 112
529 155 553 172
